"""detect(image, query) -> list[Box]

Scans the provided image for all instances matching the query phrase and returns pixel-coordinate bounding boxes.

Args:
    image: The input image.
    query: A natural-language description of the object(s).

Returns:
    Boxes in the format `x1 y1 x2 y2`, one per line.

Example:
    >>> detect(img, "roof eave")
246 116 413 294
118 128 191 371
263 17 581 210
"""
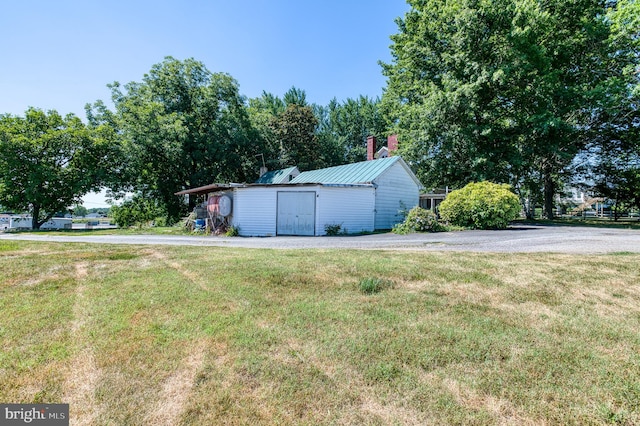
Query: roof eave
174 183 243 196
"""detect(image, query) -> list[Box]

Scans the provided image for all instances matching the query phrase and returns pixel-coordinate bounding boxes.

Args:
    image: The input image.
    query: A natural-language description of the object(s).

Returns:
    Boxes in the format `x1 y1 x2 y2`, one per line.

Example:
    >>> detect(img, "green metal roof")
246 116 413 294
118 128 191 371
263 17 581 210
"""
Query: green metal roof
255 166 299 184
291 157 402 184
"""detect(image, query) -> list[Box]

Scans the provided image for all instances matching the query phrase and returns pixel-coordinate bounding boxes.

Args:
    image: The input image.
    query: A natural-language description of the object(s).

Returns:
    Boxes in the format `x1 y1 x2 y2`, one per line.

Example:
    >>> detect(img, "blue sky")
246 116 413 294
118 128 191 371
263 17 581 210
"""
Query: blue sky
1 0 409 207
1 0 408 118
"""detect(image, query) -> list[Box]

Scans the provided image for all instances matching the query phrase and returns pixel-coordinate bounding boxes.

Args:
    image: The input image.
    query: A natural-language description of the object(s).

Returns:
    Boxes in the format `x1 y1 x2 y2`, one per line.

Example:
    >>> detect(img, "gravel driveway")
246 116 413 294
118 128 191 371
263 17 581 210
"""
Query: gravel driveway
2 225 640 254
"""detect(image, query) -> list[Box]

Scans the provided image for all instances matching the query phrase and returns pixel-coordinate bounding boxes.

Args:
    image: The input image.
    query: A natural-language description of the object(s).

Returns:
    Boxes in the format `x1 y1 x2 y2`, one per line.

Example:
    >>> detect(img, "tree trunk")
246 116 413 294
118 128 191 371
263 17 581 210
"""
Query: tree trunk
543 170 555 220
32 205 40 230
524 197 534 220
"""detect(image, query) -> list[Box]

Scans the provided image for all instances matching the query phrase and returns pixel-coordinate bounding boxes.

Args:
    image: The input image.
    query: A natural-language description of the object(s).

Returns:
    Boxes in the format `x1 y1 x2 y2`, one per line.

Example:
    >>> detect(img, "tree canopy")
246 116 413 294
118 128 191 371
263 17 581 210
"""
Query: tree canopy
321 96 387 165
248 89 388 171
382 0 639 219
581 0 640 215
4 2 638 223
0 108 118 229
270 103 323 171
100 57 261 221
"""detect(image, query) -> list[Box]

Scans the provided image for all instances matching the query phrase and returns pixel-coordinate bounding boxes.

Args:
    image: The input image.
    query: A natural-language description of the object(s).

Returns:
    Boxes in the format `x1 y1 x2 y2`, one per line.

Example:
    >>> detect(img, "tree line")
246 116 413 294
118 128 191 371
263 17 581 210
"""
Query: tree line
1 0 638 228
0 58 387 228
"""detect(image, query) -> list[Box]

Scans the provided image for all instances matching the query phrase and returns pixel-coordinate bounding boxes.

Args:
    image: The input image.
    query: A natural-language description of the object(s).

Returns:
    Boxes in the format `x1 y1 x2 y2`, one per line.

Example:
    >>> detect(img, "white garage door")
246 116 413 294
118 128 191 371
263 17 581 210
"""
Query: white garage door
277 191 316 236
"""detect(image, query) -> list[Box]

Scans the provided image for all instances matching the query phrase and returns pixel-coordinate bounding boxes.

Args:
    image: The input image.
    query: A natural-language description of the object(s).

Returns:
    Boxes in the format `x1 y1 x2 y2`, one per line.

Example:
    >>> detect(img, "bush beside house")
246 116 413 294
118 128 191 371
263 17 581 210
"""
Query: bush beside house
439 181 521 229
393 206 442 234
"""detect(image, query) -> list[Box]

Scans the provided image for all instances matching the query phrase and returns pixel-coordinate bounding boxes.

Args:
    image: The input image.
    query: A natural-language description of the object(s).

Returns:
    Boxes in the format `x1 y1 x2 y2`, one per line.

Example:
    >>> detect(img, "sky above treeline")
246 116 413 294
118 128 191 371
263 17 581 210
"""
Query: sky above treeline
1 0 409 120
2 0 409 208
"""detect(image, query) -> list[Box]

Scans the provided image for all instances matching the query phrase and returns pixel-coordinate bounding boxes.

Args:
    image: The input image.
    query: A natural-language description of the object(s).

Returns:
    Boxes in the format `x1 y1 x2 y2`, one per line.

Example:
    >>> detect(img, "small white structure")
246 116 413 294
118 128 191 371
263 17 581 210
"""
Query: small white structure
232 183 376 236
7 217 72 230
287 156 422 231
176 156 423 237
255 166 300 184
41 218 73 230
231 156 422 236
0 215 9 231
420 188 449 212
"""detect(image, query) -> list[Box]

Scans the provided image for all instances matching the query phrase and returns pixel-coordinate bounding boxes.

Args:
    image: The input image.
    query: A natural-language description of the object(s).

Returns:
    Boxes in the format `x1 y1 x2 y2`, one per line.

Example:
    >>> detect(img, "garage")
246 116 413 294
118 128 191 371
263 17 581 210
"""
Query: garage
276 191 316 236
176 156 420 237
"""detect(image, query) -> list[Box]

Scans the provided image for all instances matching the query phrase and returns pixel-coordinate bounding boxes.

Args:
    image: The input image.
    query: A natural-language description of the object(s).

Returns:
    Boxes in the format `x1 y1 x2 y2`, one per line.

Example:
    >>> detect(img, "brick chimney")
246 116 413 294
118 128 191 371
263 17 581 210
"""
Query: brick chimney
387 134 398 154
367 136 376 161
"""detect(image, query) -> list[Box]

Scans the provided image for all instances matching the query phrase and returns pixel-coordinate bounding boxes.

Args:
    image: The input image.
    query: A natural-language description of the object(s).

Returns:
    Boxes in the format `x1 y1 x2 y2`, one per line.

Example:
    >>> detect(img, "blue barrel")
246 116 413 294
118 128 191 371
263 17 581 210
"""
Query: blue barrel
194 219 206 230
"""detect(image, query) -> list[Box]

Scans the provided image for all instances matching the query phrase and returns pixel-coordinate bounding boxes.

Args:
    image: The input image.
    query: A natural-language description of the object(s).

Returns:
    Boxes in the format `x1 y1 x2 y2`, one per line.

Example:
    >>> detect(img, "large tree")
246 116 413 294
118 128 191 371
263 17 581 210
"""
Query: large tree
382 0 632 219
101 57 260 221
0 108 118 229
584 0 640 215
247 91 287 171
322 96 387 165
249 87 330 171
270 104 323 171
249 89 389 170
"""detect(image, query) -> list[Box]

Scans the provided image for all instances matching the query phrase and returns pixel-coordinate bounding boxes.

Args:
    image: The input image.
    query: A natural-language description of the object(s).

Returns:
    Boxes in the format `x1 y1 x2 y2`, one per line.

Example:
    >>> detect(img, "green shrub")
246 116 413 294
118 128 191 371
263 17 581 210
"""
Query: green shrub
225 226 240 237
111 195 164 228
439 181 521 229
153 216 168 227
393 206 442 234
359 277 394 294
324 223 342 236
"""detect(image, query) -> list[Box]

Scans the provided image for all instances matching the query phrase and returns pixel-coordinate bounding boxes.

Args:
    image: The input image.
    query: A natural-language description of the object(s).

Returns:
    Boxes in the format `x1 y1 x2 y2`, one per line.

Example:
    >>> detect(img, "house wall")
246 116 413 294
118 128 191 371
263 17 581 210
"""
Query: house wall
232 185 376 237
233 186 325 237
232 187 279 236
316 186 375 235
373 162 420 229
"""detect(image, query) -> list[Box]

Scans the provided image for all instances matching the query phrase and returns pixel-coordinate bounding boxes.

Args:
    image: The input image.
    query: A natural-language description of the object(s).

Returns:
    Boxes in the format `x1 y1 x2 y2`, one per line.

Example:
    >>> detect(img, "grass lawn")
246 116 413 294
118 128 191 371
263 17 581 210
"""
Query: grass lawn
1 240 639 425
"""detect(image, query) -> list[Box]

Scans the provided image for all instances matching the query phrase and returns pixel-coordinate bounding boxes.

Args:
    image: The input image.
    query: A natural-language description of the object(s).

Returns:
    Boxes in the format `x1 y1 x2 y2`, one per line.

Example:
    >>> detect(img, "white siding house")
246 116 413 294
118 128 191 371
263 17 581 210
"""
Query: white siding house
371 160 421 229
289 156 422 233
176 156 422 237
315 185 375 235
230 184 376 237
231 186 278 237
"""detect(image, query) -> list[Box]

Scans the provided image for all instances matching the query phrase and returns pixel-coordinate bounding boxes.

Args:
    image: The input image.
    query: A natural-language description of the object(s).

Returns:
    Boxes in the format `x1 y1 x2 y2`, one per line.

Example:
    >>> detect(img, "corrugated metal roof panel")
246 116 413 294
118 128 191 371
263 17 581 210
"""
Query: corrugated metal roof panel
255 166 299 184
291 157 400 184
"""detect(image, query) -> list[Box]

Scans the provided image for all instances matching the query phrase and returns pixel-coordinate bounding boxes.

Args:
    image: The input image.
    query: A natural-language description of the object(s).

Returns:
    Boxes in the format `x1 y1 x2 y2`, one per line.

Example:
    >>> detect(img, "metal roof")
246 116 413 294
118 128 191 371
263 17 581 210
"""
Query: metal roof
244 182 373 188
254 166 299 184
175 157 421 197
290 157 403 184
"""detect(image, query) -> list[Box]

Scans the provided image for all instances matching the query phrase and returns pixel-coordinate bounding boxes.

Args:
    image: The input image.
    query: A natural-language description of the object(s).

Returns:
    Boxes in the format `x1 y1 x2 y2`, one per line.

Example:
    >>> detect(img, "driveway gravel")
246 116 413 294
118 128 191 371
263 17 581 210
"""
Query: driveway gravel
2 225 640 254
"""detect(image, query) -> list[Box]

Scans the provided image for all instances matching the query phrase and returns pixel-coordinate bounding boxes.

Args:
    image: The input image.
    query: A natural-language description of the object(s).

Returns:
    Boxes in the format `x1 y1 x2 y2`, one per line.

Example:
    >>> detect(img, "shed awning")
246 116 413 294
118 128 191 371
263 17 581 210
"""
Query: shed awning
174 183 240 196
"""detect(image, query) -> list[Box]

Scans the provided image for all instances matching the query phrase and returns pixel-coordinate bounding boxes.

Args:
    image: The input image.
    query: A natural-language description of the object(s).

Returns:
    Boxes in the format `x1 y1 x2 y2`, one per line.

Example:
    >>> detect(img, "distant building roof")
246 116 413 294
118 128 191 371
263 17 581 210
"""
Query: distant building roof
376 146 390 159
255 166 300 184
291 157 418 185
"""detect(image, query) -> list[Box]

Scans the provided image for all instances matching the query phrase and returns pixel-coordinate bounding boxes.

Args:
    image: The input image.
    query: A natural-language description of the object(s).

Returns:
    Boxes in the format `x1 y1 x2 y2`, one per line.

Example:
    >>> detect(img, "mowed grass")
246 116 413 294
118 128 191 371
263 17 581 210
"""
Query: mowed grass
1 241 639 425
